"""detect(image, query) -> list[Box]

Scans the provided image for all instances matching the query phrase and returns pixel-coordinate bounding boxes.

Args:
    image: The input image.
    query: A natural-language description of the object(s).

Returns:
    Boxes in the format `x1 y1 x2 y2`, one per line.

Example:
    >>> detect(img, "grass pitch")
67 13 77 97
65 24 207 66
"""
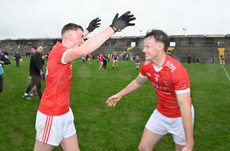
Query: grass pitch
0 56 230 151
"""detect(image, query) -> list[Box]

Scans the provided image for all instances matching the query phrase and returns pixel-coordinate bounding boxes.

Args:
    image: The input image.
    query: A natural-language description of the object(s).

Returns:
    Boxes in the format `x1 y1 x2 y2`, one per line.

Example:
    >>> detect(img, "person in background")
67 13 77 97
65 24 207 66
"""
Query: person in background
186 55 191 64
30 46 37 96
88 53 92 64
135 53 141 71
102 53 108 69
23 46 44 100
0 51 11 93
98 53 104 70
14 51 22 67
81 55 86 65
112 52 119 69
41 53 46 80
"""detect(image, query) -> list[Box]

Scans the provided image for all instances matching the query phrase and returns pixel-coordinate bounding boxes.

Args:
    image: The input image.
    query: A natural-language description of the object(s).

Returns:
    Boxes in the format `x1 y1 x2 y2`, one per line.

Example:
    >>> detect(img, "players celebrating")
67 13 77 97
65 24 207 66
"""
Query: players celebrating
107 29 194 151
34 11 135 151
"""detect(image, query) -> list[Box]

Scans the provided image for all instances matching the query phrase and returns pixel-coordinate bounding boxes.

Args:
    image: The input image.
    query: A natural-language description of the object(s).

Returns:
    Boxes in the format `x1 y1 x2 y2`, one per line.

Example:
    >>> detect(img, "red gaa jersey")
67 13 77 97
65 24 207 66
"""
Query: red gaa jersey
88 54 92 59
98 54 104 62
140 55 191 118
38 42 72 116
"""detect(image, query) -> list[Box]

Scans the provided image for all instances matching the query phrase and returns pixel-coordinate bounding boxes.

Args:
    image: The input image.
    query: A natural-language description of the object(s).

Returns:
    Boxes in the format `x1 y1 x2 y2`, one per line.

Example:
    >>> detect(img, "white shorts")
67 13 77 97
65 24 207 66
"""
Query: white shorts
35 108 76 146
113 60 118 63
100 61 103 64
136 63 140 65
145 106 194 145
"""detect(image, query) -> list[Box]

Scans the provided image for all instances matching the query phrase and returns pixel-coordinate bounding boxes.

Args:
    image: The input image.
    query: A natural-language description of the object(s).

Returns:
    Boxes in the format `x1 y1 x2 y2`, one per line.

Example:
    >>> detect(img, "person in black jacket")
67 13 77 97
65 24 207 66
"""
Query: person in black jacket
0 51 11 93
23 46 43 99
102 53 108 69
14 51 21 67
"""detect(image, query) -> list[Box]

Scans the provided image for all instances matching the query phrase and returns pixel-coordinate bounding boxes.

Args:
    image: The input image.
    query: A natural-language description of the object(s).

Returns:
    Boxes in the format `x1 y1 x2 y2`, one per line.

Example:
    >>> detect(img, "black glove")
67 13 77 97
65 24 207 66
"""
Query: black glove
110 11 136 32
87 17 101 33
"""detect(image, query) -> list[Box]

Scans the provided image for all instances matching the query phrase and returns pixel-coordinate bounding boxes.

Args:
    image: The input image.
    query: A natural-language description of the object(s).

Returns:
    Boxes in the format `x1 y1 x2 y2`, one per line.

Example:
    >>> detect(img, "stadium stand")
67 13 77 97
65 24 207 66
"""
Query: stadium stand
0 35 229 64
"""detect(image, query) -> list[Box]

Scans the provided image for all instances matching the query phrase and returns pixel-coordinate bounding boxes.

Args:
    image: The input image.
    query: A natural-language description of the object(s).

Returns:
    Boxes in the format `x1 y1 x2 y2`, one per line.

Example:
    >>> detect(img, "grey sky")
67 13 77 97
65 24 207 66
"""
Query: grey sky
1 0 230 39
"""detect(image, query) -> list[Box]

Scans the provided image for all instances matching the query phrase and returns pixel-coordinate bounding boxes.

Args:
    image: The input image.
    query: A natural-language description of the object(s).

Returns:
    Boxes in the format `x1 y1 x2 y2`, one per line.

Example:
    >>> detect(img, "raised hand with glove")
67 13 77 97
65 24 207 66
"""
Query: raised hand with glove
110 11 136 32
87 17 101 33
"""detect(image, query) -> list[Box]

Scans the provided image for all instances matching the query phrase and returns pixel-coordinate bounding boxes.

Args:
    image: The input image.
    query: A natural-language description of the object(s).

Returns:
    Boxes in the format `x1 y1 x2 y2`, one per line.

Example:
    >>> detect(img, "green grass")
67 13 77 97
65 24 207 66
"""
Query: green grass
0 56 230 151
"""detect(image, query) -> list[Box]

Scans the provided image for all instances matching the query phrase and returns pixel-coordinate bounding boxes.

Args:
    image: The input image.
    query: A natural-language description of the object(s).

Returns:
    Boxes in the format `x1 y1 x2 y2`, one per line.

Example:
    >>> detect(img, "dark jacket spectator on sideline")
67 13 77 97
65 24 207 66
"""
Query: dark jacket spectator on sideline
23 46 44 99
0 51 11 93
14 51 21 67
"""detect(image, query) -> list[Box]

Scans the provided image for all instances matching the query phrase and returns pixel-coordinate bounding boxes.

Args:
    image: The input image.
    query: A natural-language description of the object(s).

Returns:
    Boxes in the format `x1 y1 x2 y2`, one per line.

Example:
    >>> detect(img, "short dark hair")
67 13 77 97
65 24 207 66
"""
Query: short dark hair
144 29 169 49
61 23 83 36
32 46 37 50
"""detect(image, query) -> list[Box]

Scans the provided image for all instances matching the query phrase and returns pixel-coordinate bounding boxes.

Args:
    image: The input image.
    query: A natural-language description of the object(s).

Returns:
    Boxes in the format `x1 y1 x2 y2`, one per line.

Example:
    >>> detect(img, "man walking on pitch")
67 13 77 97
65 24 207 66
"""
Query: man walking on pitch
34 11 135 151
107 29 194 151
23 46 44 100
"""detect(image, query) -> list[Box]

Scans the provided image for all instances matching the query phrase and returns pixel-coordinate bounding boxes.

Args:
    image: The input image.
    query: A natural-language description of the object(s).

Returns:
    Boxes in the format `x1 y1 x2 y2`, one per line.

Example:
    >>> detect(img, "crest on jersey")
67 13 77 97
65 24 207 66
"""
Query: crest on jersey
180 81 187 88
163 79 167 83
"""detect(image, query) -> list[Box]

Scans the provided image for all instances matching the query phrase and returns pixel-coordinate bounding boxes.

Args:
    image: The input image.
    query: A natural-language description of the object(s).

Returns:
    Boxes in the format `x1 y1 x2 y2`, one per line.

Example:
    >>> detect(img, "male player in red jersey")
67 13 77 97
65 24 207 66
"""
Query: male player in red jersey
98 53 104 70
88 53 92 64
106 30 194 151
34 11 135 151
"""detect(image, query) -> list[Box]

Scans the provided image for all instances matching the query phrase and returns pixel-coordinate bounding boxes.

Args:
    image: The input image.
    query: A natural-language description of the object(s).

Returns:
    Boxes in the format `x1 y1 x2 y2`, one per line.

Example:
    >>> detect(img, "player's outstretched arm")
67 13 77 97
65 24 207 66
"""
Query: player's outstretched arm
63 11 136 63
106 94 122 107
106 76 147 107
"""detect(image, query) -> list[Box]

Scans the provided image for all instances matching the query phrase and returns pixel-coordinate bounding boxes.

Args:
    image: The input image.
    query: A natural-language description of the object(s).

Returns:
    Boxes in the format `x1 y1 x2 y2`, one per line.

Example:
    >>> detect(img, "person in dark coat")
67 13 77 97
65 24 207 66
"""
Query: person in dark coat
0 51 11 93
23 46 44 99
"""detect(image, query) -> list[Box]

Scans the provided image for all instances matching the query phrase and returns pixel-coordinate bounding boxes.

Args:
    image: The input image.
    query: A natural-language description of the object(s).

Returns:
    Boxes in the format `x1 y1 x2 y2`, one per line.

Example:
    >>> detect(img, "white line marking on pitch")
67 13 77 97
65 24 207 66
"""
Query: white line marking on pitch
222 65 230 81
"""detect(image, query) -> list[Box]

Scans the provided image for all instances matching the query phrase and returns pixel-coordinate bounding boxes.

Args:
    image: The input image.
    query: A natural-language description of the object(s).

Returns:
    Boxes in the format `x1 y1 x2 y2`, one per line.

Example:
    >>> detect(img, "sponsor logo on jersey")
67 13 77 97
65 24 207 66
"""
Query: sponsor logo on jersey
154 73 160 77
166 60 176 72
146 72 151 77
151 82 170 90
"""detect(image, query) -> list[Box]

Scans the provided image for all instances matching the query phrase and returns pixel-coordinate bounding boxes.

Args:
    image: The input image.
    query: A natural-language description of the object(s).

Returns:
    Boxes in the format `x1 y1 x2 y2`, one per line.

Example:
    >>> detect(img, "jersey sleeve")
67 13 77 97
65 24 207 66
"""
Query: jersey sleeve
173 66 190 94
60 49 71 64
139 61 148 78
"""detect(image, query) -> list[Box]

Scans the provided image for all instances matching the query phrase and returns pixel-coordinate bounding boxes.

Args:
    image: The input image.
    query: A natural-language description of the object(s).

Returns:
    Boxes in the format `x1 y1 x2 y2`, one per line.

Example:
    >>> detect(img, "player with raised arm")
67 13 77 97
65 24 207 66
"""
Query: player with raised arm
34 11 135 151
107 29 194 151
